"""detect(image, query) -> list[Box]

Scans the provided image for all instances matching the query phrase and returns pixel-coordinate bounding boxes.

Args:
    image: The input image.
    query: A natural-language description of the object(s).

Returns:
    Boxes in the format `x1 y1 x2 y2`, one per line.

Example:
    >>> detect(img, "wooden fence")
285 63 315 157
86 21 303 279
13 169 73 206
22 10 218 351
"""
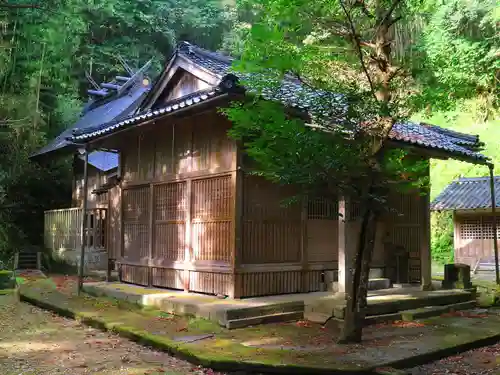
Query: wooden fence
44 208 107 251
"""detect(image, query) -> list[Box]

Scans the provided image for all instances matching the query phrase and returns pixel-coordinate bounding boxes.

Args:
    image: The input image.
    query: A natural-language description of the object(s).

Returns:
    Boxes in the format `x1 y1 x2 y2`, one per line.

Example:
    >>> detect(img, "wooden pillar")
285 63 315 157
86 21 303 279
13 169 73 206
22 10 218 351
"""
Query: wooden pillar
337 196 357 297
78 146 89 296
148 184 154 287
300 195 308 293
232 141 244 298
420 188 433 290
184 178 192 292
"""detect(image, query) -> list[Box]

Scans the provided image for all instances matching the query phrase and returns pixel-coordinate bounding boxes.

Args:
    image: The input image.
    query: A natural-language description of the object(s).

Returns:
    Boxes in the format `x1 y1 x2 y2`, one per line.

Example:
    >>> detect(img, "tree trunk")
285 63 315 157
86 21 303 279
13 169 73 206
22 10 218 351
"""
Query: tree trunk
338 187 380 343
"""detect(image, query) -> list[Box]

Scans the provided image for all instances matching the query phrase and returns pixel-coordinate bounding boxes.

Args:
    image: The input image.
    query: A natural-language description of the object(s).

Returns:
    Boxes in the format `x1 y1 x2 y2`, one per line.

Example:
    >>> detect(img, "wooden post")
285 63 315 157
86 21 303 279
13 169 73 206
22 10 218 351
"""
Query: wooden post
488 164 500 285
148 184 154 287
337 196 355 296
232 141 244 298
184 179 192 292
420 186 433 290
300 195 308 293
78 146 89 296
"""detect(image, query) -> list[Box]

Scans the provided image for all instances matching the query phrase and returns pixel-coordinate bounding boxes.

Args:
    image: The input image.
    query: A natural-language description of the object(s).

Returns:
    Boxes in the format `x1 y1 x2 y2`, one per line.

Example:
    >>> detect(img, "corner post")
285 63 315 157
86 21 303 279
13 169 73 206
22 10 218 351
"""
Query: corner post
78 145 89 296
337 196 356 297
420 160 433 290
488 164 499 285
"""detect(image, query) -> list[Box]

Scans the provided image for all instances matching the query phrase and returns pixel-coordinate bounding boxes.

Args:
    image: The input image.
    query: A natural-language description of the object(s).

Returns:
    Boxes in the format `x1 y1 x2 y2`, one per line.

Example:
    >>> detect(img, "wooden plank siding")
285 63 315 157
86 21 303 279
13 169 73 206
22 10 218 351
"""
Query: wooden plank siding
454 213 500 267
117 111 236 296
111 108 427 298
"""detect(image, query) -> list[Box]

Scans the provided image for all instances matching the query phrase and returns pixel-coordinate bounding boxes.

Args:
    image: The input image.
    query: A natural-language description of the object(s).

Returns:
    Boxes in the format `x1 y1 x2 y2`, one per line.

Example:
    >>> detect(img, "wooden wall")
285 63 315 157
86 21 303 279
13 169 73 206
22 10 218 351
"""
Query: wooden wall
109 107 428 297
73 164 112 209
236 175 338 297
117 110 237 296
454 213 500 267
383 189 424 283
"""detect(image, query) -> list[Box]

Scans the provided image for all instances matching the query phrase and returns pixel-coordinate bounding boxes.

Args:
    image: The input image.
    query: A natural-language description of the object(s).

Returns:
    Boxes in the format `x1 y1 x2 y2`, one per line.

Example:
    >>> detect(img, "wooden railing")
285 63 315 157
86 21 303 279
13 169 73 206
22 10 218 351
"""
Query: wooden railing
44 208 107 251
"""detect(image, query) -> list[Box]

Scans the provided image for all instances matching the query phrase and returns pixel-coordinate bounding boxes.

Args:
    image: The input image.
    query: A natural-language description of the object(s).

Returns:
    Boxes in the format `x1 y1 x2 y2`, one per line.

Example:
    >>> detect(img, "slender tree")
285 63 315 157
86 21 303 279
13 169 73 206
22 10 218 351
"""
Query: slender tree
224 0 428 342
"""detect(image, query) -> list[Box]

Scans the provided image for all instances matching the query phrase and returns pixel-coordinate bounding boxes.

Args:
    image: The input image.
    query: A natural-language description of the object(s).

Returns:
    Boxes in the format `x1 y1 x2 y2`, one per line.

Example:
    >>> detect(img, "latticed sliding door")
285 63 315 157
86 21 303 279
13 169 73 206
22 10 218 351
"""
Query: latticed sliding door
121 186 150 285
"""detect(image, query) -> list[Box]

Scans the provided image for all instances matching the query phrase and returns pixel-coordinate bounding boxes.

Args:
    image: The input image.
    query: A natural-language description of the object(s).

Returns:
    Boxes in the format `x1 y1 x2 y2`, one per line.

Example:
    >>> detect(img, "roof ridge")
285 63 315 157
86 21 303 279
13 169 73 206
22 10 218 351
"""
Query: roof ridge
176 40 233 64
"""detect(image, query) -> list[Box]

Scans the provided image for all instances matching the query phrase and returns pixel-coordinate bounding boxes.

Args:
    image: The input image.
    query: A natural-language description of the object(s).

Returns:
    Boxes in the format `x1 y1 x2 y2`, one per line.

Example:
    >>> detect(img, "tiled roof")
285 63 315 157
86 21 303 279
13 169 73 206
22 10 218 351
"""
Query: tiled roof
72 87 223 140
431 176 500 211
71 41 488 163
31 79 151 160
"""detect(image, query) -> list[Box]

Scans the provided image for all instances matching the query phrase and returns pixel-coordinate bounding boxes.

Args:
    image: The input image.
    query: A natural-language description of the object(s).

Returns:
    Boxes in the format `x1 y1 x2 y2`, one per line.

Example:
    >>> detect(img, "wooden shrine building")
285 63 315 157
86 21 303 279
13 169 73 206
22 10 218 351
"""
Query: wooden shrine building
57 42 488 298
431 176 500 268
32 61 153 270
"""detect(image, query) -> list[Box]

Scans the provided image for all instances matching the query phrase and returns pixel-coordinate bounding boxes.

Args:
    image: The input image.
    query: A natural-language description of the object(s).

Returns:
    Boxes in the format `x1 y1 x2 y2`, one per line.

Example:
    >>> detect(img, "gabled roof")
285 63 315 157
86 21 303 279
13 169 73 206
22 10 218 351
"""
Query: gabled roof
71 41 488 164
431 176 500 211
31 79 150 162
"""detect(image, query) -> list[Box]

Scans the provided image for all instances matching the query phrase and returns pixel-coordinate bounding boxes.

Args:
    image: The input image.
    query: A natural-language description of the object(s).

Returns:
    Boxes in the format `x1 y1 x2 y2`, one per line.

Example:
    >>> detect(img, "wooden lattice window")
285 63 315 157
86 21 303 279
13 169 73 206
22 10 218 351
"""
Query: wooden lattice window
192 175 233 262
122 186 150 260
308 197 338 220
192 175 232 220
459 218 482 240
153 182 187 261
480 217 500 239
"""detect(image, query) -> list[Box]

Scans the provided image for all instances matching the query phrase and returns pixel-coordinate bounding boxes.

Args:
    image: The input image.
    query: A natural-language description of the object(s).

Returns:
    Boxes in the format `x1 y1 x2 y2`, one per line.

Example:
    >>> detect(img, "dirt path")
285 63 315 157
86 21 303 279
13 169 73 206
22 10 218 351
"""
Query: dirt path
0 295 222 375
408 343 500 375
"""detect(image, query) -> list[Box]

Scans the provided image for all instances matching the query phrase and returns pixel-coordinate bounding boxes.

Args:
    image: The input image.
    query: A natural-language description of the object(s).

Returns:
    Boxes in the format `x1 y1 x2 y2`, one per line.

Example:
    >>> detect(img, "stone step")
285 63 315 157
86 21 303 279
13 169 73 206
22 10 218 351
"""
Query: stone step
334 291 475 318
364 300 477 326
225 311 304 329
225 300 304 321
368 278 392 291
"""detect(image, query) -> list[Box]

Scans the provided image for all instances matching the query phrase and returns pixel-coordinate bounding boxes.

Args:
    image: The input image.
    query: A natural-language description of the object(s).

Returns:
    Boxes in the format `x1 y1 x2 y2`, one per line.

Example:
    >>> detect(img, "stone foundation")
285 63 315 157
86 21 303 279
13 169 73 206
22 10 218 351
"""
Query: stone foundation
53 247 107 272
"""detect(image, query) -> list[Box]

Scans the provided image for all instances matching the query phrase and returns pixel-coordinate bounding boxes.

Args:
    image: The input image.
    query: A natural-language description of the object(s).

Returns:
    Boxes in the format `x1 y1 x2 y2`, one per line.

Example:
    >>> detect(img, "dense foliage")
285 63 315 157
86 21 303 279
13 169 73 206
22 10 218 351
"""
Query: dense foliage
0 0 496 278
0 0 235 264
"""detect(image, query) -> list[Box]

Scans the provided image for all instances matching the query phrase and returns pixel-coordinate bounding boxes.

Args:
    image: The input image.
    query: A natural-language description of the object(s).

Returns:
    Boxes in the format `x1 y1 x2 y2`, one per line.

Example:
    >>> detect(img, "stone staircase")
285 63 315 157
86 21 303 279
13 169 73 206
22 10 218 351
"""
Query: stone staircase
306 288 477 325
15 247 42 271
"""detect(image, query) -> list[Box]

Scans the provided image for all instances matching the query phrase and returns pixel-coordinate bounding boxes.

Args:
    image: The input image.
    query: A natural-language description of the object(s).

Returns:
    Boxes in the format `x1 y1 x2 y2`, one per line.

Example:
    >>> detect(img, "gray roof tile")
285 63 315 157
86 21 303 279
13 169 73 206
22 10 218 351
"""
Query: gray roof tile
31 80 150 160
71 42 487 163
431 176 500 211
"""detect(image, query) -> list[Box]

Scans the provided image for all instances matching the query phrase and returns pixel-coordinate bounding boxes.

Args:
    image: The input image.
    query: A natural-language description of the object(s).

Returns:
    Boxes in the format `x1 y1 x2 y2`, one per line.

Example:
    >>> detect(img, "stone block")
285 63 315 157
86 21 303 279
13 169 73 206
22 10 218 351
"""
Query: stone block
369 268 384 279
442 263 472 289
368 278 392 291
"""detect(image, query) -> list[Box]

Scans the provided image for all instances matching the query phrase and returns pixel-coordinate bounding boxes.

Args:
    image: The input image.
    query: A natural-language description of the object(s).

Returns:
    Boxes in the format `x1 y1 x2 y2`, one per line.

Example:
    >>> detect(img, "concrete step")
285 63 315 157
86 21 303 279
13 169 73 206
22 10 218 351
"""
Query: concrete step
364 300 477 326
225 311 304 329
368 278 392 291
225 300 304 321
333 291 475 318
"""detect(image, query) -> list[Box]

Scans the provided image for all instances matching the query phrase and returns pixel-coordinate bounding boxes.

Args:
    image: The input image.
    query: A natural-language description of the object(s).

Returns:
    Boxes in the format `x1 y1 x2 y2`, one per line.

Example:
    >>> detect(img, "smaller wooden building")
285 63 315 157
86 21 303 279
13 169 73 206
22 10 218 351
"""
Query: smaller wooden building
33 62 153 270
431 176 500 267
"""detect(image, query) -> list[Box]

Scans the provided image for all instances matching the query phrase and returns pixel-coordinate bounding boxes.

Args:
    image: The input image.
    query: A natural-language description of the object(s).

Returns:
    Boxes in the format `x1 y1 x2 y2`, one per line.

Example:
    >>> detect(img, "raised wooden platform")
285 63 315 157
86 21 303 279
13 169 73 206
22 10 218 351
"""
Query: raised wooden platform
83 281 476 329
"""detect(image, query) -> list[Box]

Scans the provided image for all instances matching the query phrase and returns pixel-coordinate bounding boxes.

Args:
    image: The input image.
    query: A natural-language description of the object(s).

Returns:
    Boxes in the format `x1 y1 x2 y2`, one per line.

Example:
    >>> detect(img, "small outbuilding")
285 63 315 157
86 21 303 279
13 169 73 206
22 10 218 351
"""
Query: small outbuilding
431 176 500 267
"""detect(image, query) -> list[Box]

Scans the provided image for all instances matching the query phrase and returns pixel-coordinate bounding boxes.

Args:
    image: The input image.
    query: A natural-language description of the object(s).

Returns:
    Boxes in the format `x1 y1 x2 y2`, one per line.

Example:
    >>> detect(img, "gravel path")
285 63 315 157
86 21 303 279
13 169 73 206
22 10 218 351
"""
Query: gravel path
0 295 223 375
408 342 500 375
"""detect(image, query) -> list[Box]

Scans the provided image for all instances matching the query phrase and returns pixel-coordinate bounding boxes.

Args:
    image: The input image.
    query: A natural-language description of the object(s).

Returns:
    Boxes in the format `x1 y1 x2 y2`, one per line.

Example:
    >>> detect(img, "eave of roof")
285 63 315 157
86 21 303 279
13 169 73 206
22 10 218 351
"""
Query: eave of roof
70 41 488 165
31 78 151 160
72 87 227 141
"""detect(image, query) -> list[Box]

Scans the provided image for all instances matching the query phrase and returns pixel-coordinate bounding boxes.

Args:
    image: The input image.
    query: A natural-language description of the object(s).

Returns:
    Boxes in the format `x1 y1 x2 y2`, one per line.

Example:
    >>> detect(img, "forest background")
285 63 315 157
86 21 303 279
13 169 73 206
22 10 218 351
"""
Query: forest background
0 0 497 266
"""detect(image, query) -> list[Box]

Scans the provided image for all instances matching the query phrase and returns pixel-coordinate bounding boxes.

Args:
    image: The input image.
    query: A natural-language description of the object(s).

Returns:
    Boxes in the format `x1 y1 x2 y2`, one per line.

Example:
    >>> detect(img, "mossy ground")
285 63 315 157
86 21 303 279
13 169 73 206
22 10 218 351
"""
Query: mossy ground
19 274 500 372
